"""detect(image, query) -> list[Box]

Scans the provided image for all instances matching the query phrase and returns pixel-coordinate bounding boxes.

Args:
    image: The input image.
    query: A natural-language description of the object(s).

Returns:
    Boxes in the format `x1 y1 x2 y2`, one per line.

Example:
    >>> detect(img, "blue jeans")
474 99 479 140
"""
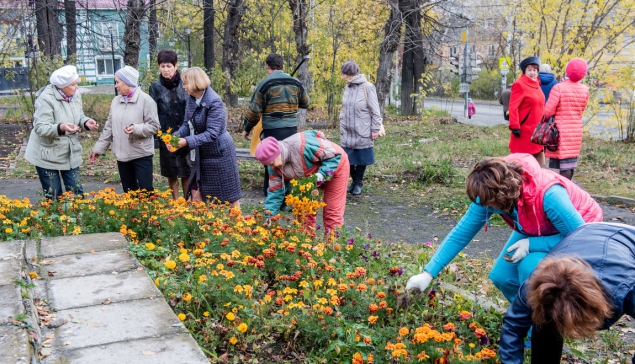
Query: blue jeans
35 166 84 199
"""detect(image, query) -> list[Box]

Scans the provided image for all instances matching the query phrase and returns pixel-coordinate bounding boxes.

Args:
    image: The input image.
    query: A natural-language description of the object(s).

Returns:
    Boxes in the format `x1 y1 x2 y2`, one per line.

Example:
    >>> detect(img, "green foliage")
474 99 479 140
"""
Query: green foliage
469 69 502 100
417 159 456 185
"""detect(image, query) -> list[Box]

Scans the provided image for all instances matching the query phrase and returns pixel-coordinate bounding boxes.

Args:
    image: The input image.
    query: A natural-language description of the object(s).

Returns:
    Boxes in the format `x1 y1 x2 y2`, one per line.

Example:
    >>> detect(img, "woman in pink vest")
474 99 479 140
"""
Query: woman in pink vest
405 153 603 302
544 58 589 180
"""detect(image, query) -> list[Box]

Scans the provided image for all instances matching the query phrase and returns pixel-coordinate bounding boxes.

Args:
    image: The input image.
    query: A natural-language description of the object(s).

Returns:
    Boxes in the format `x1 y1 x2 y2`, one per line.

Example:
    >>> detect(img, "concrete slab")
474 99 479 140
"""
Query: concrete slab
0 325 31 363
41 250 137 279
41 233 127 258
0 284 22 322
43 333 209 364
52 298 184 350
24 239 37 264
48 270 161 310
0 240 23 260
0 258 21 286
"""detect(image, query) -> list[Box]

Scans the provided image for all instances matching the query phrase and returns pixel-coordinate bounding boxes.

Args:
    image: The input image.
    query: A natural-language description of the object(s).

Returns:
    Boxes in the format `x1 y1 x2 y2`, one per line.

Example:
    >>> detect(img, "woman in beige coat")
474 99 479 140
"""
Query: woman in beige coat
89 66 160 193
24 65 99 199
339 61 382 196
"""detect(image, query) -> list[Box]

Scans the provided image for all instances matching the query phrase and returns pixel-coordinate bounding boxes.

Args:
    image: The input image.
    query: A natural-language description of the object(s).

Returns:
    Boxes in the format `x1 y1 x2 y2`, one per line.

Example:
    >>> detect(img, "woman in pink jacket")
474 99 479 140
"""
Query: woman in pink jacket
544 58 589 180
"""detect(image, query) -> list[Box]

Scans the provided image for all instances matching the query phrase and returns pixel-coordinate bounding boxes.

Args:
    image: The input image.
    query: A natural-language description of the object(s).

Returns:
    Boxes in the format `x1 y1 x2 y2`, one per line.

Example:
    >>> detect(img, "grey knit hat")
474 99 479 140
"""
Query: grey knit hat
115 65 139 87
341 61 360 76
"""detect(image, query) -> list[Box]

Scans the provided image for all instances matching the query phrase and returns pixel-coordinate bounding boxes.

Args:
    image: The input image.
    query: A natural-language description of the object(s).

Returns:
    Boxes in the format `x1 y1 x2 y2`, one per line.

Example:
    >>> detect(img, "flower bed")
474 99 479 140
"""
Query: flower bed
0 190 502 363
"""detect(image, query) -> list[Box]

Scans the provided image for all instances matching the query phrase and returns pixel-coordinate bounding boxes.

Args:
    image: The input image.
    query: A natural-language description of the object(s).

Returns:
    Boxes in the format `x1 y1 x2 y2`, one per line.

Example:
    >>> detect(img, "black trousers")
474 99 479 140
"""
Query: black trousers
530 323 563 363
117 155 154 193
261 126 297 197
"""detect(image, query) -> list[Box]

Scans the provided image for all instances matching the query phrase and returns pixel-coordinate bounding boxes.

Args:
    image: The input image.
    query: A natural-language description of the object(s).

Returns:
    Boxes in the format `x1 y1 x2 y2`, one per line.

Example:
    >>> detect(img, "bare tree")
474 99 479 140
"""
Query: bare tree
64 0 77 58
35 0 62 56
288 0 310 129
123 0 145 67
401 0 426 115
204 0 215 69
222 0 245 106
148 0 158 55
375 0 403 116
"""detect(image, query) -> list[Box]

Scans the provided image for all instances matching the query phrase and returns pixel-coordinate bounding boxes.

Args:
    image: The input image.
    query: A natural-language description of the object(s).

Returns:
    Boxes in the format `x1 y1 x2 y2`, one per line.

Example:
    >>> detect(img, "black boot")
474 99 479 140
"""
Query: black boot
347 165 357 193
351 166 366 196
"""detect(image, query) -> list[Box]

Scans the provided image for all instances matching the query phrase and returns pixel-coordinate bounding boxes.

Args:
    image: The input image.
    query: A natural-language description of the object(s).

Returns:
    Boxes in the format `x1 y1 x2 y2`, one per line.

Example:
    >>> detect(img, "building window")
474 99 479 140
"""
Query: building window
97 22 120 51
96 57 122 76
488 44 496 57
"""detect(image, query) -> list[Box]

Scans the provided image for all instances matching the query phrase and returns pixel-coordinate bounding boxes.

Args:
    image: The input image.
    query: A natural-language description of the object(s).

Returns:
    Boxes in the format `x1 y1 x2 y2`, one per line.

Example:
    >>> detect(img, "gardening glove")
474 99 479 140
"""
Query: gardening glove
315 173 324 184
405 271 433 292
506 238 530 263
511 129 521 137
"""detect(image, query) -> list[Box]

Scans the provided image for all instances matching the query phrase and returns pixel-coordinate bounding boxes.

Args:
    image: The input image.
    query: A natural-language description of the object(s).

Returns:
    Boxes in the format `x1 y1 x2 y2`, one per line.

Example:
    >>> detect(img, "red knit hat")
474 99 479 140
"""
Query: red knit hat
255 137 281 165
566 58 587 82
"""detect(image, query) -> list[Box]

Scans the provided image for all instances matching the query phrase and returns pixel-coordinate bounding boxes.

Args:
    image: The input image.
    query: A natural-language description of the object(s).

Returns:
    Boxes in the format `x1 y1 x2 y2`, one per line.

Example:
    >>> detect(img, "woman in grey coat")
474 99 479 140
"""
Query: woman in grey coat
24 65 99 199
339 61 382 196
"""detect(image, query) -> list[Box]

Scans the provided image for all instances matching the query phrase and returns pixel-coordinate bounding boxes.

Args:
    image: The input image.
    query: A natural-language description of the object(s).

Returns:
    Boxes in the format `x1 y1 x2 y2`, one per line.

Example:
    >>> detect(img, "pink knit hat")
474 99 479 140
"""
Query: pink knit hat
255 137 281 165
565 58 587 82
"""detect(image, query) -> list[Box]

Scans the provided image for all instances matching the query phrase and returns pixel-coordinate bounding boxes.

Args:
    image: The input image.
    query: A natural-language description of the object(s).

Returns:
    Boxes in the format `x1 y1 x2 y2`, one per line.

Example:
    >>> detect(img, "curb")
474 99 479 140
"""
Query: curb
590 194 635 208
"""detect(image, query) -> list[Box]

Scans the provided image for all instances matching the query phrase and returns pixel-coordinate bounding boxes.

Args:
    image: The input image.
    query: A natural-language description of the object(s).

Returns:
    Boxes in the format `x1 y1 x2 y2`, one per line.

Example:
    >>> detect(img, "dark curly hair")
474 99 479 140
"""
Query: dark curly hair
465 157 523 212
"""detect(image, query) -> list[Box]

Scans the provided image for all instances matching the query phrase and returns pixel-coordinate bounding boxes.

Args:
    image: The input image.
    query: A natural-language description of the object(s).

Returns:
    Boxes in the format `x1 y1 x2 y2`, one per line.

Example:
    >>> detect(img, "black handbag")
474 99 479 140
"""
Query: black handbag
531 116 559 152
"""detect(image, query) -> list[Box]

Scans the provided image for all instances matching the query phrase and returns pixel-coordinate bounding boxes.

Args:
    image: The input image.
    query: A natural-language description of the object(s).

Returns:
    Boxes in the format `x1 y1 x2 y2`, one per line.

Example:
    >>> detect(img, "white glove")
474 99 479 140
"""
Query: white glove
405 271 433 292
315 173 324 183
507 238 530 263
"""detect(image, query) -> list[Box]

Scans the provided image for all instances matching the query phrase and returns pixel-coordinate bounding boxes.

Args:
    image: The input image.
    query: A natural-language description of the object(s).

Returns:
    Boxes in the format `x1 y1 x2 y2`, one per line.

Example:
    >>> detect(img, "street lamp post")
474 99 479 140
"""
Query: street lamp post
108 25 117 96
185 28 191 67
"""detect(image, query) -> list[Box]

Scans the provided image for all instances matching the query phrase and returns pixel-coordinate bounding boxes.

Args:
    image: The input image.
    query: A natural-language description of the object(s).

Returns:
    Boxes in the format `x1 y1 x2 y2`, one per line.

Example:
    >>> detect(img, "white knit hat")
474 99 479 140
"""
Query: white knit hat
115 66 139 87
50 65 79 88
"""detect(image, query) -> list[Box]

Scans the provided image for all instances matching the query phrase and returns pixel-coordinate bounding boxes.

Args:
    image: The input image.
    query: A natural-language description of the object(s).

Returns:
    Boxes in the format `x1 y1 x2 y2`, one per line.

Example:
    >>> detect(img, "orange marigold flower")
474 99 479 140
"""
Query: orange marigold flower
368 315 378 324
376 292 386 299
417 351 430 361
356 283 367 292
368 303 379 313
459 310 472 320
363 337 372 345
399 327 409 336
378 301 388 309
385 341 395 350
443 322 455 331
352 352 364 364
337 284 348 292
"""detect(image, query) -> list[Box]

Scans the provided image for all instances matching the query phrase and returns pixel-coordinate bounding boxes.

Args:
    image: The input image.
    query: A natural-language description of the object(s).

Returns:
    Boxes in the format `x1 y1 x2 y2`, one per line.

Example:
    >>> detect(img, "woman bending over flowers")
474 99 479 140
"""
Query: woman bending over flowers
255 130 349 234
406 154 602 301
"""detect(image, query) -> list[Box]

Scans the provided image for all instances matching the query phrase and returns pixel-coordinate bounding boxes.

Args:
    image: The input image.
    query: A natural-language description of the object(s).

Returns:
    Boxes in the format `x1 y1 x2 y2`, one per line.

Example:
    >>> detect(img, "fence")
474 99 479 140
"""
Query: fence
0 67 29 94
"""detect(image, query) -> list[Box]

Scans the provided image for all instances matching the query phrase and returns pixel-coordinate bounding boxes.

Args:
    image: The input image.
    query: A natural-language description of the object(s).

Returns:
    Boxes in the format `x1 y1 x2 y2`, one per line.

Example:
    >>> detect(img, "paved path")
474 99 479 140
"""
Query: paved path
0 233 208 364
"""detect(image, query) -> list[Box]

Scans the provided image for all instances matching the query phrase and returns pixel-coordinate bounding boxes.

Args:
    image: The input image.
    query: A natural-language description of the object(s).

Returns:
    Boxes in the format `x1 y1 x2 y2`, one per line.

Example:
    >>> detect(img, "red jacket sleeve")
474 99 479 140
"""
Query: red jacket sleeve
508 82 524 130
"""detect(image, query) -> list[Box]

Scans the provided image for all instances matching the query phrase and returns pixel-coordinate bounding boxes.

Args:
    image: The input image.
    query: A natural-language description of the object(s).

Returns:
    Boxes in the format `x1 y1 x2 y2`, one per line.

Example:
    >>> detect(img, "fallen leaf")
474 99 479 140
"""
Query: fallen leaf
90 250 96 253
87 323 100 327
102 298 111 305
40 348 52 357
64 341 71 346
47 271 57 277
40 259 55 265
142 351 156 356
137 266 144 271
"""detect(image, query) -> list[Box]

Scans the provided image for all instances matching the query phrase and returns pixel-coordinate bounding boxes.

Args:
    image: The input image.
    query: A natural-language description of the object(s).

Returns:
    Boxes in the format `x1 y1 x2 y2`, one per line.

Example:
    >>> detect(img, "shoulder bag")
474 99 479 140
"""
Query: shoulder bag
362 82 386 137
530 116 559 152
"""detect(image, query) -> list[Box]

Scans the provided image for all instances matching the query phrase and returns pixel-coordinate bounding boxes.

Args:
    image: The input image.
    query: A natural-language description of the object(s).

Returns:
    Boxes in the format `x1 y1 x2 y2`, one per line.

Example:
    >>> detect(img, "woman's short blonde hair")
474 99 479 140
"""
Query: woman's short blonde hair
181 67 210 93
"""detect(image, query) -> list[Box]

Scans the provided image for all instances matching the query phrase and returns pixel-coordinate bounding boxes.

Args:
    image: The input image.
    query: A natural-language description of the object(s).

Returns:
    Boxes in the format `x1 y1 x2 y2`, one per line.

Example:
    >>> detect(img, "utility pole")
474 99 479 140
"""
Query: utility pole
463 28 469 118
185 28 191 67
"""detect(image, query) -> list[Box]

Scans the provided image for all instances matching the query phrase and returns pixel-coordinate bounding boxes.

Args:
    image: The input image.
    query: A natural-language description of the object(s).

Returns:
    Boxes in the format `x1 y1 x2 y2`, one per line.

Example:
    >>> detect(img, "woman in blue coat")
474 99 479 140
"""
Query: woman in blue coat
500 222 635 363
174 67 242 206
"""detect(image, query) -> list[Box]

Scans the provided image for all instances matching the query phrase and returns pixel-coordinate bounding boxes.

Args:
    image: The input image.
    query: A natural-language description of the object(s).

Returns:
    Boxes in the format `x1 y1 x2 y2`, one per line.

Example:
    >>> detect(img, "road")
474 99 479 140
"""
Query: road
423 97 622 140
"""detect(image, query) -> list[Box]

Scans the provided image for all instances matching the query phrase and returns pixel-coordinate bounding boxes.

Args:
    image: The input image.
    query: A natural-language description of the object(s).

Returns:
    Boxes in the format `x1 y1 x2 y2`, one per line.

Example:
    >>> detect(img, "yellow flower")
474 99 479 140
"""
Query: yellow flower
229 337 238 345
226 312 235 321
182 293 192 302
28 271 38 280
164 260 177 269
198 275 207 284
237 323 248 333
5 228 13 234
177 313 186 321
178 253 190 262
203 311 210 317
399 327 409 336
109 210 115 215
145 243 155 251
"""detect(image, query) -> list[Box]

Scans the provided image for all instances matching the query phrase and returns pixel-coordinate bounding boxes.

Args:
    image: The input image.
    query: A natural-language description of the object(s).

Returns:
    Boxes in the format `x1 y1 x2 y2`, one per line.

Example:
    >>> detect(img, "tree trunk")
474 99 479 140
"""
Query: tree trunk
123 0 145 68
375 0 402 117
222 0 245 107
288 0 310 130
148 0 158 56
401 1 425 116
204 0 215 70
35 0 62 56
64 0 76 59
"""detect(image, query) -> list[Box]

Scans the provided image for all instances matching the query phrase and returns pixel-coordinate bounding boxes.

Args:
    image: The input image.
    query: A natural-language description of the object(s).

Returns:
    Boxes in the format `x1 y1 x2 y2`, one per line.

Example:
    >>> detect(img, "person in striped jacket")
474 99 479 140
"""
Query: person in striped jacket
255 130 349 234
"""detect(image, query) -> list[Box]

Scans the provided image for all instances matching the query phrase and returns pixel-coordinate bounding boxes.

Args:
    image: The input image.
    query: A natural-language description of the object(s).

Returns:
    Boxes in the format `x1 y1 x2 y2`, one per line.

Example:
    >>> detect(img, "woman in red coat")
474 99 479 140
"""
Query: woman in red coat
508 57 546 166
544 58 589 180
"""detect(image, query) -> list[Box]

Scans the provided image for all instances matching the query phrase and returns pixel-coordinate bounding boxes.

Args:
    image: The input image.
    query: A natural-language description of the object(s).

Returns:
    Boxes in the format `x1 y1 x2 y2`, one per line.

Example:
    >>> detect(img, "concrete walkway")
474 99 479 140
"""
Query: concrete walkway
0 233 208 364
